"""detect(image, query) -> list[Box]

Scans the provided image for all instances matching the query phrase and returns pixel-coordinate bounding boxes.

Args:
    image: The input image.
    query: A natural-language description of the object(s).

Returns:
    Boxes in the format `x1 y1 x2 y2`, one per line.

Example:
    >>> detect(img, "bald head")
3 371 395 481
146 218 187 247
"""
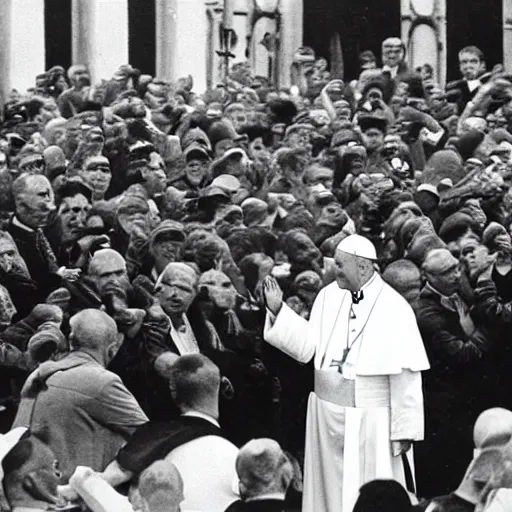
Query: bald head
155 263 198 316
237 439 293 500
382 260 421 304
69 309 118 363
88 249 126 276
169 354 221 415
87 249 129 300
474 408 512 450
138 461 184 512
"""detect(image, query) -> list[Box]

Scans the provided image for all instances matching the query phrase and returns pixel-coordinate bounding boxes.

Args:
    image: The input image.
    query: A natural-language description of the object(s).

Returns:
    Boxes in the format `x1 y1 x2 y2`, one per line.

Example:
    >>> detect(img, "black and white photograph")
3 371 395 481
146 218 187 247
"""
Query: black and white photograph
0 0 509 511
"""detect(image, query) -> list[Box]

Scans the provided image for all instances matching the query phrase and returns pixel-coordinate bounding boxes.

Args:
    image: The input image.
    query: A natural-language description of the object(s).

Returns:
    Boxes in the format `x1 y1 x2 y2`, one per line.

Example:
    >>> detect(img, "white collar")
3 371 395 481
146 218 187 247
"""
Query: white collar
360 272 378 292
466 78 481 92
246 493 286 502
181 411 220 428
12 216 35 233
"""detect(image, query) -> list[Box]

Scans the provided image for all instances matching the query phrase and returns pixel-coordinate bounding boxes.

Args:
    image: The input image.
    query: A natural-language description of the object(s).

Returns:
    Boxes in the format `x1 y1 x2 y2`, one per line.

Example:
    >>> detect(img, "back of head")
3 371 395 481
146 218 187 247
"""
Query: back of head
69 309 118 353
87 248 126 277
474 408 512 450
353 480 411 512
138 460 184 512
382 260 421 299
169 354 221 412
236 438 293 501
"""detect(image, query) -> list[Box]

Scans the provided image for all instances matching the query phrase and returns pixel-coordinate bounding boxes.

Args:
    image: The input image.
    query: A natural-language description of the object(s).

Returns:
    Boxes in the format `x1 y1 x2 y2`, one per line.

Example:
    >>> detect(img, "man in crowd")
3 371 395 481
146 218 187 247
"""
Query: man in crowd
13 309 148 481
226 438 294 512
446 46 487 113
99 354 239 512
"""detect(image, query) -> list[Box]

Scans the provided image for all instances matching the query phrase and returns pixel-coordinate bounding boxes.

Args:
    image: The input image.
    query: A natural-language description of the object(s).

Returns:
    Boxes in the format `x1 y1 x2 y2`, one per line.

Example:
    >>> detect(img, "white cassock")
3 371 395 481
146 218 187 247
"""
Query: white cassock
264 273 430 512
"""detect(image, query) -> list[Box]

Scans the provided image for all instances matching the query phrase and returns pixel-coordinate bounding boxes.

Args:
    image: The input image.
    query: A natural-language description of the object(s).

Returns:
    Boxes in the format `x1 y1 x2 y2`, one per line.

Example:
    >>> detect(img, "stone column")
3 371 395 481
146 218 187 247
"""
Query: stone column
0 0 45 103
156 0 178 81
278 0 303 88
174 0 209 92
72 0 129 83
504 0 512 73
0 0 13 110
156 0 208 92
401 0 446 86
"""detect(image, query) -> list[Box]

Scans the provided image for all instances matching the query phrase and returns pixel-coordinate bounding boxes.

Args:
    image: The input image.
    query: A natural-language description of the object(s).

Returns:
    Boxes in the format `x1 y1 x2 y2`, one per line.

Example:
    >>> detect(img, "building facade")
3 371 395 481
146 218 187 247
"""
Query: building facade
0 0 510 106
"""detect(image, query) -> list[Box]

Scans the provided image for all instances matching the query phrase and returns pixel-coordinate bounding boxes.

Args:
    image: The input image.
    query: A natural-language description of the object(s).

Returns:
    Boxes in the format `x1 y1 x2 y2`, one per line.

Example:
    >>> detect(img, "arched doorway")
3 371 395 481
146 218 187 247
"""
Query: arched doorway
128 0 156 75
446 0 502 81
303 0 401 79
44 0 72 70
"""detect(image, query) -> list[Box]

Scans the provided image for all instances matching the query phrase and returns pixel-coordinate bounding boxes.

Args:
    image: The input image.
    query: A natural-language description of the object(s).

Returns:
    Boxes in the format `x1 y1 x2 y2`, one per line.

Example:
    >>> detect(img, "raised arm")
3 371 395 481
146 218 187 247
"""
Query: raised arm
262 277 315 364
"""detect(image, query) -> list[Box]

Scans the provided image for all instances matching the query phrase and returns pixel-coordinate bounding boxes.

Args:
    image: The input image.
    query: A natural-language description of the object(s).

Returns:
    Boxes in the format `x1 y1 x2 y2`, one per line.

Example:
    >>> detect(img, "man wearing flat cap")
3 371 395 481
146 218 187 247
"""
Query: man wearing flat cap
414 248 492 499
263 234 429 512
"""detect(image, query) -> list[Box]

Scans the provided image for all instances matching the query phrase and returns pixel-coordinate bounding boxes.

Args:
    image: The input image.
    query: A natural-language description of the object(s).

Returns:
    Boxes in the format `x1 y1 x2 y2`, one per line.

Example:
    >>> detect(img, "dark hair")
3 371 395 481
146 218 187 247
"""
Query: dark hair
181 230 223 272
170 354 220 408
353 480 412 512
55 180 93 206
459 46 484 62
225 229 263 264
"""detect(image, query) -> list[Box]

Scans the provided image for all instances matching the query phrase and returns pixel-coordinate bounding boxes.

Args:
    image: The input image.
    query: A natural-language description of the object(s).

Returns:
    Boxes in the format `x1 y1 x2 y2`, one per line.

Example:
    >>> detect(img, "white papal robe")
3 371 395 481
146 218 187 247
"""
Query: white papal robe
264 274 430 512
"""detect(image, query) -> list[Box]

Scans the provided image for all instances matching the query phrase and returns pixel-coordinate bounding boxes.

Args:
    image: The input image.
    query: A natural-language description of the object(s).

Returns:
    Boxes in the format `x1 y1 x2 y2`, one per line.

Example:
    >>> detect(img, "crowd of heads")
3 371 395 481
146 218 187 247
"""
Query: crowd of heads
0 34 512 511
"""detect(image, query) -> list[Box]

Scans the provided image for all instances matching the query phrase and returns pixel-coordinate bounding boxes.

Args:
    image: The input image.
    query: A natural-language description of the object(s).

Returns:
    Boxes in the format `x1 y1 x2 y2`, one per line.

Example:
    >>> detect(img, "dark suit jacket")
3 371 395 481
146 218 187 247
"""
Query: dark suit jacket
446 79 480 113
7 219 61 298
224 499 287 512
414 285 492 415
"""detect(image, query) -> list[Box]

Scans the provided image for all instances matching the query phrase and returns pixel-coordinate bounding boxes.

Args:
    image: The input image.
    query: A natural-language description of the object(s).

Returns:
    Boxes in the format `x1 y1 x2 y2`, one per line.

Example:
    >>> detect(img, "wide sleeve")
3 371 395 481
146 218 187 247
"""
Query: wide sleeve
264 301 316 364
389 369 424 441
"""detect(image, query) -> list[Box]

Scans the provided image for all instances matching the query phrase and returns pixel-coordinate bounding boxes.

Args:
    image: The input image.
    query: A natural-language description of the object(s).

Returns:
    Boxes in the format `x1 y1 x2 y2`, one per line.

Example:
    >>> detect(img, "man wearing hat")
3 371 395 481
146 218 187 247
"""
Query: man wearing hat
263 234 429 512
414 248 492 498
169 143 211 193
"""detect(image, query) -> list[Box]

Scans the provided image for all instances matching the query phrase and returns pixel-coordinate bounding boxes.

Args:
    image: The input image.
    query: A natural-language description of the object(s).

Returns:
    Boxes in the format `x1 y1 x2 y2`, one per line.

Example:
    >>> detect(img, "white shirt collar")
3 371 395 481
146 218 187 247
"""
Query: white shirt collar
246 493 286 502
12 216 35 233
382 64 398 77
181 411 220 428
466 78 481 92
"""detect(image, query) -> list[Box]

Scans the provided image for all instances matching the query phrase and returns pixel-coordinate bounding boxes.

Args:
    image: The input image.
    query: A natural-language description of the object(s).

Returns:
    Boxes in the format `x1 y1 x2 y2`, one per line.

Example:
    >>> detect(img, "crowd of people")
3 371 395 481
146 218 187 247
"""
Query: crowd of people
0 33 512 511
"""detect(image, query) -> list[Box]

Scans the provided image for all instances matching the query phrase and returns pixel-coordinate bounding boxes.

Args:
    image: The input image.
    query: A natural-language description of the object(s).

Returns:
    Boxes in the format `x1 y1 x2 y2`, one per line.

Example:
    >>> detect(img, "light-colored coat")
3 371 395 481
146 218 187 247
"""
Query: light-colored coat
14 351 148 481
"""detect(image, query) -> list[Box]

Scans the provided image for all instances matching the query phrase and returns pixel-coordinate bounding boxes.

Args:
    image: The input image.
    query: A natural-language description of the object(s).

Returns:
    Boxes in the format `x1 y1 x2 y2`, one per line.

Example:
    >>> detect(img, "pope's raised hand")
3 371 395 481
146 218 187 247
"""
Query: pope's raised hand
263 276 283 316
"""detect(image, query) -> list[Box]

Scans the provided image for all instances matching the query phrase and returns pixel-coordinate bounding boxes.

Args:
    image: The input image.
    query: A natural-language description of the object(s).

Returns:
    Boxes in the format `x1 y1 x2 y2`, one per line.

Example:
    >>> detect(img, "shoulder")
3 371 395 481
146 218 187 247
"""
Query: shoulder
446 79 465 90
224 500 245 512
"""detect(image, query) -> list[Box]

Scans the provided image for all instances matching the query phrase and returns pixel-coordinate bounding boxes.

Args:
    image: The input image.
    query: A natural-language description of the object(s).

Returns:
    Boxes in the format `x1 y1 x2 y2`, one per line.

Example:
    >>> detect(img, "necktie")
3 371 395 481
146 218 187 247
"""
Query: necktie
36 228 59 273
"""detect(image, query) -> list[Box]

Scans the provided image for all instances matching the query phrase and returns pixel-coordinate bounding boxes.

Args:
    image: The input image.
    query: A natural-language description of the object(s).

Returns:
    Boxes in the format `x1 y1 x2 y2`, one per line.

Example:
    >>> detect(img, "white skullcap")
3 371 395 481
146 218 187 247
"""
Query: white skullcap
336 234 377 260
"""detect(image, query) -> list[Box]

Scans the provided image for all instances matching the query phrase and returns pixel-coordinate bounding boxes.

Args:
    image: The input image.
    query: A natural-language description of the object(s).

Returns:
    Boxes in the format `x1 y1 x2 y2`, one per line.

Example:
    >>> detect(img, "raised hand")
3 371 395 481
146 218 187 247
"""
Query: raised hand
263 276 283 316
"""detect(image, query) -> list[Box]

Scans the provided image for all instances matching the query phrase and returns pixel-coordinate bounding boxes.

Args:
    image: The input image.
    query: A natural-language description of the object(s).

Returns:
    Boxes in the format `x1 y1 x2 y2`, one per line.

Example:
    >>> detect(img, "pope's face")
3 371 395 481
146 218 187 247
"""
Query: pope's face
334 250 361 292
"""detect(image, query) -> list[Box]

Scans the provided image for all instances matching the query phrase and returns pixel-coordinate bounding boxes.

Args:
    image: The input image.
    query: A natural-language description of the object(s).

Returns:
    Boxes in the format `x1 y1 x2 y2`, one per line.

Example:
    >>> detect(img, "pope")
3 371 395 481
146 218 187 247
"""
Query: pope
263 234 430 512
